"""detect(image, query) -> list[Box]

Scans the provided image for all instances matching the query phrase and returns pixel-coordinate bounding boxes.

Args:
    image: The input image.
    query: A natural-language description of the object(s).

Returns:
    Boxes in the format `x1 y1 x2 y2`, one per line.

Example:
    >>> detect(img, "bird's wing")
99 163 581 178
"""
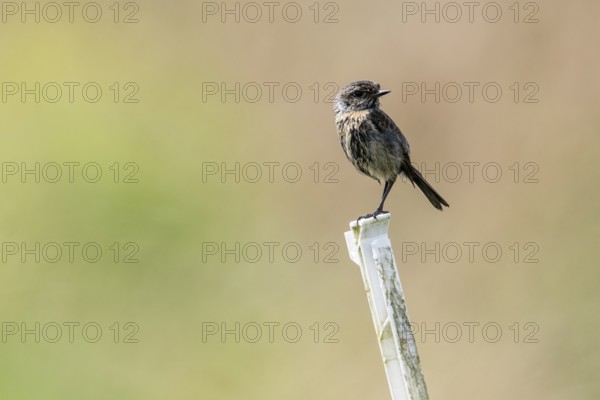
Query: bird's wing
369 109 417 180
370 109 411 157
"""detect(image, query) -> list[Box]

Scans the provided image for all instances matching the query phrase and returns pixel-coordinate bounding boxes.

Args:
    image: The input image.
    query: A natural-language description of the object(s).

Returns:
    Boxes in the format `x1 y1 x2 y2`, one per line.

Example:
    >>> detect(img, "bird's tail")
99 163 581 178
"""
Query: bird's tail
403 164 449 210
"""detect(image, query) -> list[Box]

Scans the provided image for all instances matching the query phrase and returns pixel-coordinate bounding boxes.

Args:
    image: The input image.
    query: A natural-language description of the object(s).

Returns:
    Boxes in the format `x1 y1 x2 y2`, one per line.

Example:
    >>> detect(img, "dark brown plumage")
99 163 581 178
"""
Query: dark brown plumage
334 80 449 220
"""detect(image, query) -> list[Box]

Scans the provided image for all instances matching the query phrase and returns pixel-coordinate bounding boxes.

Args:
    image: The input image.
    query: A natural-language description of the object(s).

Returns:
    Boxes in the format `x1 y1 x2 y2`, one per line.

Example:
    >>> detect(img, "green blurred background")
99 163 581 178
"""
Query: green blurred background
0 1 598 399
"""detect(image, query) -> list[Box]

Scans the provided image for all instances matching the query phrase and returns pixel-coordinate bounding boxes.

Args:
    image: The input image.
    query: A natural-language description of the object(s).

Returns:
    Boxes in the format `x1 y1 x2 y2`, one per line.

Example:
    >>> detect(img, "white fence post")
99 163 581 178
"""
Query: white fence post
344 213 429 400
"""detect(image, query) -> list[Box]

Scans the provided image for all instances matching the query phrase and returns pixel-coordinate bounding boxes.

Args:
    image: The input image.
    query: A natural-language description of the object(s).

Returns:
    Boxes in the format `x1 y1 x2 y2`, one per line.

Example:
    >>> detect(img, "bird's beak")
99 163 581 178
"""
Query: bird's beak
375 89 391 98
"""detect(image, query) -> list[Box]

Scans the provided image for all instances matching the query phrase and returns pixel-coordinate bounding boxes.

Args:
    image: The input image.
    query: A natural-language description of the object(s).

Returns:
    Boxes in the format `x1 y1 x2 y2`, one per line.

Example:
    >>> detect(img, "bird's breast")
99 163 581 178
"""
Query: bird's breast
335 110 371 133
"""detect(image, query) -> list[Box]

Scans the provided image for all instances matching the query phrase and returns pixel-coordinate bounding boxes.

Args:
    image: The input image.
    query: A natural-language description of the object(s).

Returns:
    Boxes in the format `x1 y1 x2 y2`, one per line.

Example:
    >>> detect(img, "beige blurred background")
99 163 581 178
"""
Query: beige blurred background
0 1 598 399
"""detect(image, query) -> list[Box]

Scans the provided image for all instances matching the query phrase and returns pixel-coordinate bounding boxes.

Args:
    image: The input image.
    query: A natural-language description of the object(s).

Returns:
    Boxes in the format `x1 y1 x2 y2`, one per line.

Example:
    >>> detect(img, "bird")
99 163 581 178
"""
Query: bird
334 80 449 220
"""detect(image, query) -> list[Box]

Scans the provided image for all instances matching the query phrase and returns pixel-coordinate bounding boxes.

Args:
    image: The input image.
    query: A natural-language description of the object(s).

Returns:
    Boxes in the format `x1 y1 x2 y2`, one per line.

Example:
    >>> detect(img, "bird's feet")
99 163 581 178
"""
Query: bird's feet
356 213 373 223
356 209 388 223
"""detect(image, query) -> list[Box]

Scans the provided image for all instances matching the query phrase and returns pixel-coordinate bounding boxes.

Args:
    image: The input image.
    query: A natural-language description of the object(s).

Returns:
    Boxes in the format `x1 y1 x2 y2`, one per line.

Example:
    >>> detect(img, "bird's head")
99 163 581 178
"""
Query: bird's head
334 80 390 113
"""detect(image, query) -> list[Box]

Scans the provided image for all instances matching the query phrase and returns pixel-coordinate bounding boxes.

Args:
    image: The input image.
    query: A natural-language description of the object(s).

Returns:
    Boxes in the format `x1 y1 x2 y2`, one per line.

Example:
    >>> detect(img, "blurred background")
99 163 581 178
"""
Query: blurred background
0 1 598 399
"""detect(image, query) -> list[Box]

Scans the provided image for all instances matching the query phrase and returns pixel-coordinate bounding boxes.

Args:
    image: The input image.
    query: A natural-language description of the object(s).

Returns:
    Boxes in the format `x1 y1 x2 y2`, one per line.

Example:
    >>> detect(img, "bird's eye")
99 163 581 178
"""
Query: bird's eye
354 91 365 98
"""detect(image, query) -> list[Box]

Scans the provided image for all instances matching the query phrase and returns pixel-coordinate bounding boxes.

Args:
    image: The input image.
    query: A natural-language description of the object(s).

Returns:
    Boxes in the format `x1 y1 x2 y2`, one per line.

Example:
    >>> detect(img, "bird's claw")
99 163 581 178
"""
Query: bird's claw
356 210 388 223
356 213 373 223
